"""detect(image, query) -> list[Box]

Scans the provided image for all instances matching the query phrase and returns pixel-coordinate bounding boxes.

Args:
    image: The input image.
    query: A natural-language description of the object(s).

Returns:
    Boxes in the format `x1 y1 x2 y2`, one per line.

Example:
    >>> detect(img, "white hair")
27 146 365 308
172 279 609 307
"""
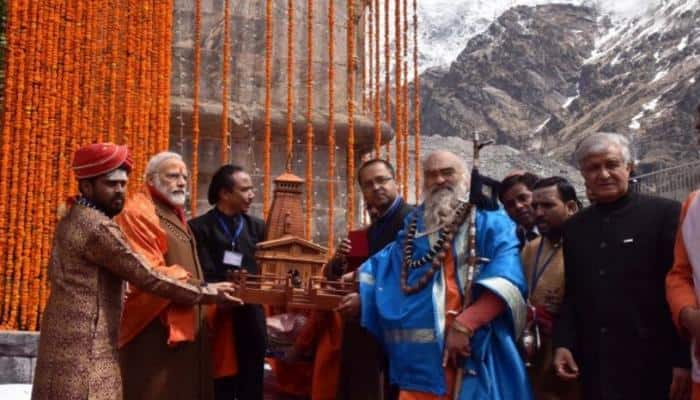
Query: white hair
145 151 184 178
574 132 633 168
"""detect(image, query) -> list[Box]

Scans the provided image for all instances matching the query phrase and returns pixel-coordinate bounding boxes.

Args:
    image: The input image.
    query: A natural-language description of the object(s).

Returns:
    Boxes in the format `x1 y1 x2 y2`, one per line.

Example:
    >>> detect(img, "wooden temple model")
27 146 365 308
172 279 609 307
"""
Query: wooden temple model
231 171 357 310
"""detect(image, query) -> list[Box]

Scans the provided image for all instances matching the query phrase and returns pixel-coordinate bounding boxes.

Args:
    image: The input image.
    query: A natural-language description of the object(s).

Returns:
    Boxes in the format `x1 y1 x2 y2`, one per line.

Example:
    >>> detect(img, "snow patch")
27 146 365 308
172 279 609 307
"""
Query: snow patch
535 117 551 133
629 111 644 130
690 77 697 84
677 35 689 51
610 53 622 65
642 97 660 111
650 69 669 83
563 96 579 108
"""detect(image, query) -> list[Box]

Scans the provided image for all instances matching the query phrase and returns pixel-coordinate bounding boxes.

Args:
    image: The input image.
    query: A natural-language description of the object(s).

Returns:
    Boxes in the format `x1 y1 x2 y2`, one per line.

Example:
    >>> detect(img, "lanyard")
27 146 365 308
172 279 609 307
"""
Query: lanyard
369 197 402 242
217 214 244 248
529 239 561 296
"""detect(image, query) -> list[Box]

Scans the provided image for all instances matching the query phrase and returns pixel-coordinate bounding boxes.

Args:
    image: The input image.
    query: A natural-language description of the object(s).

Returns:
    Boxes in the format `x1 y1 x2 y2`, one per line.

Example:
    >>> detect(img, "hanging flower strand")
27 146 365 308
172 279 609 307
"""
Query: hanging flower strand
347 0 356 230
327 0 336 252
305 0 314 240
191 0 201 216
286 0 295 168
263 0 273 217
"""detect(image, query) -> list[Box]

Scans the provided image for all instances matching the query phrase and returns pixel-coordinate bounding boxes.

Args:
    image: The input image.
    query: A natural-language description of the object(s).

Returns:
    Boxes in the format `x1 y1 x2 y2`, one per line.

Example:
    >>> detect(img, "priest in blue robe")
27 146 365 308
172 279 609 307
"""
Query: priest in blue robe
357 150 532 400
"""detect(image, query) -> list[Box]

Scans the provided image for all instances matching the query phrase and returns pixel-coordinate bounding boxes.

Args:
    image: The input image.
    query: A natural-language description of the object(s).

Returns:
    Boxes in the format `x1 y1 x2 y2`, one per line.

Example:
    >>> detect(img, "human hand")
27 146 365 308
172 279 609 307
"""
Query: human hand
335 238 352 258
335 293 360 319
553 347 580 380
208 282 243 306
669 367 691 400
442 321 472 368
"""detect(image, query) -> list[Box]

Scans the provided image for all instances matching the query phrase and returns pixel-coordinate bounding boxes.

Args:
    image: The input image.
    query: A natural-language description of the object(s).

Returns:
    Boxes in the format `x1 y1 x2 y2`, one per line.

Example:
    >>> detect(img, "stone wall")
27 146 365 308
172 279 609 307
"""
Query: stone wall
0 331 38 384
170 0 393 245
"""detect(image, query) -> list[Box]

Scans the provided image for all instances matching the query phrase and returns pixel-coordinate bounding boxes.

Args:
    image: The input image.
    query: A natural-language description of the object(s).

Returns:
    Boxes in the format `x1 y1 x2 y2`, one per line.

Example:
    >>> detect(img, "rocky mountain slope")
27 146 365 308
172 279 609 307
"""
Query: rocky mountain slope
418 0 700 171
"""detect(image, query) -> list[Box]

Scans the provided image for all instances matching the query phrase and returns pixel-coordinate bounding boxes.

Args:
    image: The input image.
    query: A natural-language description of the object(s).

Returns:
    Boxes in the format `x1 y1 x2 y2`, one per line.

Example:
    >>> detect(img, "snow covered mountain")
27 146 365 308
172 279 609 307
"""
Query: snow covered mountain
417 0 700 170
416 0 665 73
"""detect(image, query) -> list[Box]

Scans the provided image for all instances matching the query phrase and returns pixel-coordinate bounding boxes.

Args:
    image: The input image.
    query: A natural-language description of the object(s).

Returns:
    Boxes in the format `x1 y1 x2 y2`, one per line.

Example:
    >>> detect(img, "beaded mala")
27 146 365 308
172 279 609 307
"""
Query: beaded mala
400 201 473 294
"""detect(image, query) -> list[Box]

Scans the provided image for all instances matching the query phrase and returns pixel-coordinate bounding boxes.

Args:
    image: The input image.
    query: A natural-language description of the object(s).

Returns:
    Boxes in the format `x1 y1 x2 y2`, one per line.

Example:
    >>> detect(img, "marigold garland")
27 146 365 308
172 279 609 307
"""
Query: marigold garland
191 0 201 216
286 0 294 167
0 0 174 330
221 0 231 164
413 0 421 202
263 0 273 218
305 0 314 240
384 0 390 159
394 0 403 188
402 0 409 199
327 0 335 252
373 0 382 157
12 0 41 329
346 0 356 230
362 5 368 114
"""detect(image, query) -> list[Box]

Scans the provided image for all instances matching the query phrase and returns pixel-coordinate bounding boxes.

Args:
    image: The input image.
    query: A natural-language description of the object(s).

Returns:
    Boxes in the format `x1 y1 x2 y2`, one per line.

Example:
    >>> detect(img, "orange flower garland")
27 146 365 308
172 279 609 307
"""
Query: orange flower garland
286 0 294 167
361 5 368 114
191 0 201 216
367 1 373 115
413 0 421 202
0 0 174 330
402 0 409 199
384 0 390 159
373 0 382 157
394 0 403 188
221 0 231 164
327 0 335 252
346 0 356 230
305 0 314 240
263 0 273 218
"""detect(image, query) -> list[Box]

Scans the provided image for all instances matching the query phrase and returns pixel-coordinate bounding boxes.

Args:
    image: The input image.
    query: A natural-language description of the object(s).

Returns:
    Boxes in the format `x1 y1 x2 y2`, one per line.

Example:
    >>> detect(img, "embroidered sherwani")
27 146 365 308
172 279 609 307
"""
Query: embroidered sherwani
117 188 214 400
359 206 532 399
521 237 580 400
32 203 216 400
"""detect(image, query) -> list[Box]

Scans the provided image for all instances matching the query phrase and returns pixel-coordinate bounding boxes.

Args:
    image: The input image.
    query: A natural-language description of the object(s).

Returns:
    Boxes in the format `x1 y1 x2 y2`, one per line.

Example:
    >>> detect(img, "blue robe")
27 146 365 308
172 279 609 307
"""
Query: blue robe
359 206 532 399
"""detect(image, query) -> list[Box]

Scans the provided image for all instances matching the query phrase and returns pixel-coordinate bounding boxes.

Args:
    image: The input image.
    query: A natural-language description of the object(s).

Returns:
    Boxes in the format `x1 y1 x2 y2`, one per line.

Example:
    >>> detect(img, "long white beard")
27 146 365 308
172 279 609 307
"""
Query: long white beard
153 176 187 207
423 181 467 231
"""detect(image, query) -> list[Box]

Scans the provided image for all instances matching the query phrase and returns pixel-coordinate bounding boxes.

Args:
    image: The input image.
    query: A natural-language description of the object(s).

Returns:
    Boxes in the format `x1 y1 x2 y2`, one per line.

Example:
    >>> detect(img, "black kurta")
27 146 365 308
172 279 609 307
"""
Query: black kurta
189 209 267 400
553 192 689 400
336 199 414 400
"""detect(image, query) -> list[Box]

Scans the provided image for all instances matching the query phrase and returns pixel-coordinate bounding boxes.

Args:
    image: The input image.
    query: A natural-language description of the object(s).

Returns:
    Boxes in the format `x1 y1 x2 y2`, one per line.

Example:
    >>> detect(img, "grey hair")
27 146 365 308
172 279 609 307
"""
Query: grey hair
145 151 184 178
574 132 633 168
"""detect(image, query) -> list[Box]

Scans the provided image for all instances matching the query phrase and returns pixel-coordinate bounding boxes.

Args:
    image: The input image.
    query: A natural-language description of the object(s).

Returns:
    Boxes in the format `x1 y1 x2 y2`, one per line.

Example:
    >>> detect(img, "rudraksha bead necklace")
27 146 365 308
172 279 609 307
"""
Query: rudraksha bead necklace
401 201 473 294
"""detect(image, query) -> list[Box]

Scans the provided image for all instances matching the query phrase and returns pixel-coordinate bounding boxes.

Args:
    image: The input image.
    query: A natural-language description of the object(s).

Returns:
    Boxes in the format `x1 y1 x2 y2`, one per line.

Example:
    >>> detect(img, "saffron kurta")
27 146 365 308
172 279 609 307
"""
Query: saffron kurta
117 188 214 400
359 206 532 399
521 237 580 400
666 190 700 399
32 203 218 400
296 198 413 400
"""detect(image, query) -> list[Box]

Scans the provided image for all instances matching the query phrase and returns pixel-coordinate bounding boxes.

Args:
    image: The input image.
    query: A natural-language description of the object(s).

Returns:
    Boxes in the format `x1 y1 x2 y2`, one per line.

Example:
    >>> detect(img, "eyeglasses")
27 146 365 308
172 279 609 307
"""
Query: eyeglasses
360 175 393 190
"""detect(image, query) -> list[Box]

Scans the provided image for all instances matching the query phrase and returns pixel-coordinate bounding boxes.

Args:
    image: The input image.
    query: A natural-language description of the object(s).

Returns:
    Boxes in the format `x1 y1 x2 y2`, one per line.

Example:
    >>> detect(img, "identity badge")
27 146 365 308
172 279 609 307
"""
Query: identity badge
223 250 243 267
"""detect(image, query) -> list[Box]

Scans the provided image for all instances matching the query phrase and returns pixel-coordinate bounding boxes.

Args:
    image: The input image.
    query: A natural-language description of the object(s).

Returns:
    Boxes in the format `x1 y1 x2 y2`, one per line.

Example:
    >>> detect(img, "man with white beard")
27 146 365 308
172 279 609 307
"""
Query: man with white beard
356 150 532 399
116 152 218 400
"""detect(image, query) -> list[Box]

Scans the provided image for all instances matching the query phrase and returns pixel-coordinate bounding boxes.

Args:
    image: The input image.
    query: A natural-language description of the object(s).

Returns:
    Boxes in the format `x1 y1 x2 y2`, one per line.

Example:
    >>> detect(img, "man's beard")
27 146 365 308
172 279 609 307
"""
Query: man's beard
153 176 187 207
423 182 467 231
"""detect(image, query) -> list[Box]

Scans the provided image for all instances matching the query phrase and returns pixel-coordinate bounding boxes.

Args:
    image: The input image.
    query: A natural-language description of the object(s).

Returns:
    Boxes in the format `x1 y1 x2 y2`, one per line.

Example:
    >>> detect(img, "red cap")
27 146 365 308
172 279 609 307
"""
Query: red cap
72 143 133 179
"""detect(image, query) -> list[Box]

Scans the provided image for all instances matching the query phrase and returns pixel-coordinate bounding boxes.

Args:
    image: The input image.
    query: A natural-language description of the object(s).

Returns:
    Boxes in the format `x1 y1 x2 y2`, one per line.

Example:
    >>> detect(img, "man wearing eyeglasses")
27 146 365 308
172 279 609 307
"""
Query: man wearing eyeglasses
293 158 412 400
